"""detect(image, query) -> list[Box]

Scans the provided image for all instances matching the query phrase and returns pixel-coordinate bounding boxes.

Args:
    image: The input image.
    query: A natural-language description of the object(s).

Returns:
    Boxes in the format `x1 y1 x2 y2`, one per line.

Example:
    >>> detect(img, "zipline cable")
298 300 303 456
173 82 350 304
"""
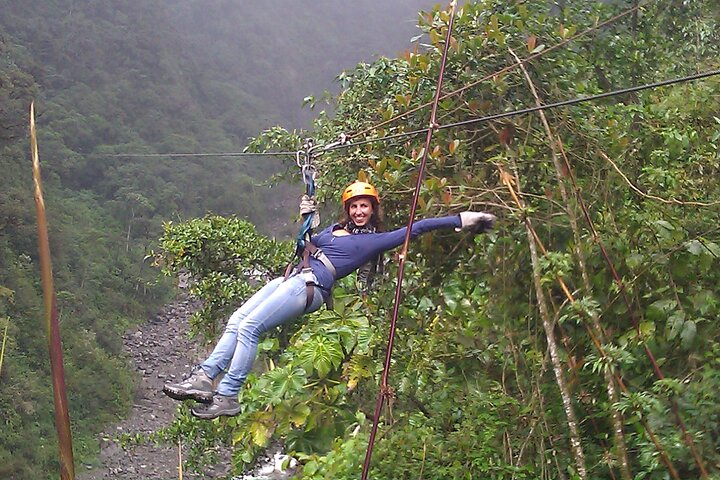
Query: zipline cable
349 0 654 140
102 69 720 161
98 0 654 162
323 68 720 152
105 151 297 158
361 2 458 478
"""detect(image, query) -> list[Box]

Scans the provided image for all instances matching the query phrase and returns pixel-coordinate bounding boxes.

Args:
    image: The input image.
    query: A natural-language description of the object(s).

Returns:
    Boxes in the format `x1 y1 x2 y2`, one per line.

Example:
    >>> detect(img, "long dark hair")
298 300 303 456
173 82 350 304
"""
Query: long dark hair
339 196 384 232
340 195 385 293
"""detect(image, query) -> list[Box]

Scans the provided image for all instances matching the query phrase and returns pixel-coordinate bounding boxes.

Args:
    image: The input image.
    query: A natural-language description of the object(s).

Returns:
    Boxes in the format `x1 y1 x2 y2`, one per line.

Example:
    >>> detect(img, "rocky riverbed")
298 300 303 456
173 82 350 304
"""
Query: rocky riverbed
76 298 229 479
77 297 298 480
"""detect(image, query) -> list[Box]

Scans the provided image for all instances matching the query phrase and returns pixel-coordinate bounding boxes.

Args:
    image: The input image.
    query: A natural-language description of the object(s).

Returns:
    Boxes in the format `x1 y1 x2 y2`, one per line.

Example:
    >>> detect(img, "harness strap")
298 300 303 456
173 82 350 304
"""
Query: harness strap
283 242 336 310
305 280 316 311
303 242 337 278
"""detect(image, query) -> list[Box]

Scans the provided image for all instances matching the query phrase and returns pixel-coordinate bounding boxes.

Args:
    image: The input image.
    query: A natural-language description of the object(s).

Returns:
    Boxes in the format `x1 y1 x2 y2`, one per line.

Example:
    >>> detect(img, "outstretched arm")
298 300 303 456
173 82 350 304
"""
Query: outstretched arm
310 212 496 282
362 212 495 260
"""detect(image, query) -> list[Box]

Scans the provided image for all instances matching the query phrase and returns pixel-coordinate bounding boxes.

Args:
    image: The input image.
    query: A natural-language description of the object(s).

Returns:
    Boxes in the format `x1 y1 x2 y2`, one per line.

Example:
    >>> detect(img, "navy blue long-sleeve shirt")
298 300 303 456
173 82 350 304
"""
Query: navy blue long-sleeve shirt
304 215 461 296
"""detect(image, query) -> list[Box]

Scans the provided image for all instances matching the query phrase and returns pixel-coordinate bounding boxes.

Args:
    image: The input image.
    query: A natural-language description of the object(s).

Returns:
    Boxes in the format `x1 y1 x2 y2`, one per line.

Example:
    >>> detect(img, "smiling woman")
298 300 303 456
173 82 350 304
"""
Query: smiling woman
338 181 383 232
163 180 496 419
336 182 385 291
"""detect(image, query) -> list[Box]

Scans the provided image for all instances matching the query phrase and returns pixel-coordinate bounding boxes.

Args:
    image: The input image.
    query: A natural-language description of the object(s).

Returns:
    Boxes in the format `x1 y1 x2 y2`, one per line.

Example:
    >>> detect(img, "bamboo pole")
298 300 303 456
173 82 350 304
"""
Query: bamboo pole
500 161 589 480
499 166 680 480
577 147 708 478
30 102 76 480
178 440 183 480
509 48 633 480
0 319 9 376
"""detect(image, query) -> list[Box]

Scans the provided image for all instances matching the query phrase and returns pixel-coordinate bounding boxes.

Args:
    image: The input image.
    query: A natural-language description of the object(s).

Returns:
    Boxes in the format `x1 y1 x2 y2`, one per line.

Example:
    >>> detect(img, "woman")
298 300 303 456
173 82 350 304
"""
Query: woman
163 181 495 419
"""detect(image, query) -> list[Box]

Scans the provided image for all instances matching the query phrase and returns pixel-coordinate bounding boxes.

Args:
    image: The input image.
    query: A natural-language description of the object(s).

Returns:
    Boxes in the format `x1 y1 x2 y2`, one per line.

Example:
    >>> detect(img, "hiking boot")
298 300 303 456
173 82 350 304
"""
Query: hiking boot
162 366 213 403
191 393 241 420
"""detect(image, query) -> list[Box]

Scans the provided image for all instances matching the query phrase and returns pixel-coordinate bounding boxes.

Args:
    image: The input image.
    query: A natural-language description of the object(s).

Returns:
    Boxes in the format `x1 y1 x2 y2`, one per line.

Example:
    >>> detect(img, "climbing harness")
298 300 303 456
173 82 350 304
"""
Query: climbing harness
294 138 319 253
284 241 337 310
293 135 349 254
285 135 348 310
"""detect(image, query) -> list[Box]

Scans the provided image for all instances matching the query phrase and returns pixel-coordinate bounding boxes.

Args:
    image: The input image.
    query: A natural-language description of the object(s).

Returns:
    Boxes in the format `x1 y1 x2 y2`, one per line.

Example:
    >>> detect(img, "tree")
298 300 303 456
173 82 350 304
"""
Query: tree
166 1 720 478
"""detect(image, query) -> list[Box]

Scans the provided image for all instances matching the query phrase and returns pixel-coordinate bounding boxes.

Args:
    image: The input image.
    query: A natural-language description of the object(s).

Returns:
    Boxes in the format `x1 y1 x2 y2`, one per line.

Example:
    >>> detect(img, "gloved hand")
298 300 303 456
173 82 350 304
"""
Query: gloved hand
299 194 321 228
456 211 496 233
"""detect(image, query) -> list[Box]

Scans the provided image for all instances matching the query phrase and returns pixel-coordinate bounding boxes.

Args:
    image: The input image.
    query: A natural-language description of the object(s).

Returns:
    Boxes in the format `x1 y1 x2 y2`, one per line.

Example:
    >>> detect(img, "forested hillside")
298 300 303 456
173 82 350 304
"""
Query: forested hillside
157 1 720 479
0 0 431 477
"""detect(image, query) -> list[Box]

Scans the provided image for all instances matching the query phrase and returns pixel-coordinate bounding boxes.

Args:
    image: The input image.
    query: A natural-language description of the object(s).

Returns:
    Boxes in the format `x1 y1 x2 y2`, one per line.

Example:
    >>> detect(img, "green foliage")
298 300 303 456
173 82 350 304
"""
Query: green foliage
1 0 439 476
241 1 720 478
299 384 533 480
0 178 165 477
0 1 284 476
371 389 532 480
5 0 712 477
159 215 292 339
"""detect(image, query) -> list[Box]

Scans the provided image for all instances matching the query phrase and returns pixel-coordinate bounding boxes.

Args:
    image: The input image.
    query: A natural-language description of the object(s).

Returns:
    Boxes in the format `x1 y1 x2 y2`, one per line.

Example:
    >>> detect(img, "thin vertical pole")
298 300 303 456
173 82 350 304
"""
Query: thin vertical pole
360 2 458 478
30 102 76 480
178 440 184 480
0 320 9 376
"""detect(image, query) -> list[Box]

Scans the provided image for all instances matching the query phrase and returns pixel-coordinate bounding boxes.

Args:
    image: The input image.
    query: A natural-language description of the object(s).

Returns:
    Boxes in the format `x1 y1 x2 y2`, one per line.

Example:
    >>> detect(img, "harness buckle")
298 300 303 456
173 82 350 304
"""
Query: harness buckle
300 268 316 285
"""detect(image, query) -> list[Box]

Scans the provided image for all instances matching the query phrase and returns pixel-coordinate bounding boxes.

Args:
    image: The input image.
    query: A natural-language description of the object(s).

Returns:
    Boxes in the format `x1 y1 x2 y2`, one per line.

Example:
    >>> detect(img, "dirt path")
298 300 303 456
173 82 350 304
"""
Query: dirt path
78 297 232 480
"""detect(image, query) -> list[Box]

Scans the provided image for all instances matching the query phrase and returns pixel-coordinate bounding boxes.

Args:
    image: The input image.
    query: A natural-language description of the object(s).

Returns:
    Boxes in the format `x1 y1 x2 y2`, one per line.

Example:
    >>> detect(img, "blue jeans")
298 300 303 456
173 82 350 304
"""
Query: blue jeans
200 273 324 396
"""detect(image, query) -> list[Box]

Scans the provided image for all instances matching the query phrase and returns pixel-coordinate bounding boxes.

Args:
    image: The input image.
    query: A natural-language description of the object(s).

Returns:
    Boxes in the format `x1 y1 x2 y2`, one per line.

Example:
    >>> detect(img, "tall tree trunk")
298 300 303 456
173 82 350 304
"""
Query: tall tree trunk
524 199 588 480
499 161 588 480
126 205 135 253
511 48 633 480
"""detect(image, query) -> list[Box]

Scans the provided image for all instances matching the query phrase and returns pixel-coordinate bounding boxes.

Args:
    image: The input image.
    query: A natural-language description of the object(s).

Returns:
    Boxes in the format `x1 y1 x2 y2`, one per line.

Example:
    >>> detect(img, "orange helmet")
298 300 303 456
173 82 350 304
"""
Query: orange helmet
341 181 380 207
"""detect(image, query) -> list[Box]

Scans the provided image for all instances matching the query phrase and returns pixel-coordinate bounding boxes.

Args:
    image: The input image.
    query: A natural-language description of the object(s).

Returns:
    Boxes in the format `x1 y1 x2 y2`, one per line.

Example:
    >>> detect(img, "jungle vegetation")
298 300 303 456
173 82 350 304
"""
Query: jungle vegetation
156 1 720 479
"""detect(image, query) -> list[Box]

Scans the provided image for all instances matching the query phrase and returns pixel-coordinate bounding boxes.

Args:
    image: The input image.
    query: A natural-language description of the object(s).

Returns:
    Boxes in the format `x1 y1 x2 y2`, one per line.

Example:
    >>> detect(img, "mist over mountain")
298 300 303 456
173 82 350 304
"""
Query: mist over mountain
2 0 434 141
164 0 437 127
